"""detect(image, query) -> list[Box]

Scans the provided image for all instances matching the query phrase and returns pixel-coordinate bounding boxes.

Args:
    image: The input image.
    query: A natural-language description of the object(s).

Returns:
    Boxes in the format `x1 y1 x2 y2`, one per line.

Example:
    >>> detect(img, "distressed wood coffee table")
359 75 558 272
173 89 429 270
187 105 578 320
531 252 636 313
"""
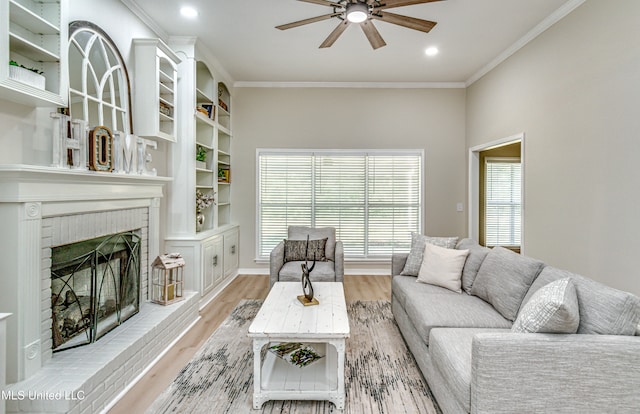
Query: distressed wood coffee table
248 282 350 409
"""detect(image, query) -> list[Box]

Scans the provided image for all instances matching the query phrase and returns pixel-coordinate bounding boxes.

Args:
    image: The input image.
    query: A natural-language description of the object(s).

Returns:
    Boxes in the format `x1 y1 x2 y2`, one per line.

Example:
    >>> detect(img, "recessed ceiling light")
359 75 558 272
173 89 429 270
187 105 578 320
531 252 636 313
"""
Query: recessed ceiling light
425 47 439 57
180 6 199 18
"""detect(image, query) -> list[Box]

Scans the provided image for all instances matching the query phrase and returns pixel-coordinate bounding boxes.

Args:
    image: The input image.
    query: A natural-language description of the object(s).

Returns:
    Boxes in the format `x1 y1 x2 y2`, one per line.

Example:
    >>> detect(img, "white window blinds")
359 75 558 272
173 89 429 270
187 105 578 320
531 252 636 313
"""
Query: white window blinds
257 150 423 259
485 158 521 247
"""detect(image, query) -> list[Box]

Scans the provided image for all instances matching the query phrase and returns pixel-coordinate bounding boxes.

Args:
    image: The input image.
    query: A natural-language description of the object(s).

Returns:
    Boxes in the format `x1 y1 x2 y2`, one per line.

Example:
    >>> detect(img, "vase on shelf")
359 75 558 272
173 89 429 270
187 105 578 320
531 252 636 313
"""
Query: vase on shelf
196 211 205 232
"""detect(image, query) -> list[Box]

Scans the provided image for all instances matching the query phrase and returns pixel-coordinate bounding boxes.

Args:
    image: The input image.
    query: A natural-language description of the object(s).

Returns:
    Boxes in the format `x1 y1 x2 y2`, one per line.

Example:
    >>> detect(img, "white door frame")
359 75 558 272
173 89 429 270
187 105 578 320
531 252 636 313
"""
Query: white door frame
468 133 525 253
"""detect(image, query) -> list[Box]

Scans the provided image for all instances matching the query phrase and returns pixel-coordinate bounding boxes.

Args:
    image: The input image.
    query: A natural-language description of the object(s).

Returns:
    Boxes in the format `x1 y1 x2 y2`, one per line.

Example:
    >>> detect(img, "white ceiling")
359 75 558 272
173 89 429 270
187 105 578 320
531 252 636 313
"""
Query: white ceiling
125 0 579 85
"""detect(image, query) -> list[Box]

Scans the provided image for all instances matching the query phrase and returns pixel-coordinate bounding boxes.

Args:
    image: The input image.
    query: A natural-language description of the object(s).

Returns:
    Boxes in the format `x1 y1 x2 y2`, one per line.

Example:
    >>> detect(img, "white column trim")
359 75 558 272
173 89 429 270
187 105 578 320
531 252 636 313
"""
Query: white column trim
18 203 42 380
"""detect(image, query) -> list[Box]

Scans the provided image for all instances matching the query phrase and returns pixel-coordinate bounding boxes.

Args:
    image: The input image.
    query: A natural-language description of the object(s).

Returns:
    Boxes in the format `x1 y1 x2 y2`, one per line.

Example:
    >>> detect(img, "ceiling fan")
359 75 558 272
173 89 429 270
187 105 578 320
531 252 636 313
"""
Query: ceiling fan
276 0 443 50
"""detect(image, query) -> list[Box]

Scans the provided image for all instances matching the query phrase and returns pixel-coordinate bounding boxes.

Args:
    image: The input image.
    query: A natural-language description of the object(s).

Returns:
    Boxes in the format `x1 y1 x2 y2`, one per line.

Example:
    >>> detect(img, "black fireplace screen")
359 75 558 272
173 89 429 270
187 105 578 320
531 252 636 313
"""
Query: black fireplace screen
51 231 141 351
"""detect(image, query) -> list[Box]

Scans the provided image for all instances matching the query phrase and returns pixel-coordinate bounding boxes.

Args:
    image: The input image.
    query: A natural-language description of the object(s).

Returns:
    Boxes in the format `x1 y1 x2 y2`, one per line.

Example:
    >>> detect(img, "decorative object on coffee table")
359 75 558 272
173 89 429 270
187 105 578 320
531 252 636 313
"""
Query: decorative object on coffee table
298 235 319 306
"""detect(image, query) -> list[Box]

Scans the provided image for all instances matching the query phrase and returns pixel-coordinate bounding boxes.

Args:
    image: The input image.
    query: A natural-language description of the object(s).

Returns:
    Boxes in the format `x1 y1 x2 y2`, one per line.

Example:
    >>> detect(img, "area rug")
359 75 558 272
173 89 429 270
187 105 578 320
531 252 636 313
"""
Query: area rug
147 300 441 414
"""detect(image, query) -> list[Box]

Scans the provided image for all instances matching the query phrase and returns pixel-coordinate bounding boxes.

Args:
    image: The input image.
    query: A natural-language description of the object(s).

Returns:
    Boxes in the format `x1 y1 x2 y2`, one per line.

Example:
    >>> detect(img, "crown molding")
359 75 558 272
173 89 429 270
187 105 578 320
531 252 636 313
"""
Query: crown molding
233 81 466 89
465 0 586 87
120 0 168 40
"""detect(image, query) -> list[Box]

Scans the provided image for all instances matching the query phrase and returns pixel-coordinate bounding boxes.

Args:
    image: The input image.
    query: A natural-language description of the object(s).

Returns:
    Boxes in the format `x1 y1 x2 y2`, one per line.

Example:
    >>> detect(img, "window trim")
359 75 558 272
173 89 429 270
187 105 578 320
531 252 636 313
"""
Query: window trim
255 148 425 261
484 156 522 249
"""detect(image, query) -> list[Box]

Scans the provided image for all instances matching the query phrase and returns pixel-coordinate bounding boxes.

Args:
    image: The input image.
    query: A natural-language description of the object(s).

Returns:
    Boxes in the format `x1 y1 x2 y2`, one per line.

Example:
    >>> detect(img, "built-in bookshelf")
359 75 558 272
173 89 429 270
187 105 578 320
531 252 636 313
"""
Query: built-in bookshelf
0 0 68 106
133 38 180 142
165 37 237 305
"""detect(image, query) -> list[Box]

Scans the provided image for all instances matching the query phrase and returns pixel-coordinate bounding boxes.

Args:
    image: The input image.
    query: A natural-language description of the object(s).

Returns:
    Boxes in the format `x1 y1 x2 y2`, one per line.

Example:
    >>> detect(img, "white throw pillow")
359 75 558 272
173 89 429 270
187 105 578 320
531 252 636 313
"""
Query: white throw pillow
416 243 469 293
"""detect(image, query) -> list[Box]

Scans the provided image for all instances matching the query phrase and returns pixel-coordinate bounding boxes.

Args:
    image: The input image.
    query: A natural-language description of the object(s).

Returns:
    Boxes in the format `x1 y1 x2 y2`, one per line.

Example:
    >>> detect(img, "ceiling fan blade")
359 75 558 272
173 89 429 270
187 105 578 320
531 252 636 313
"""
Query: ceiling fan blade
371 11 437 33
360 20 386 49
374 0 444 10
276 13 341 30
297 0 343 7
320 20 350 48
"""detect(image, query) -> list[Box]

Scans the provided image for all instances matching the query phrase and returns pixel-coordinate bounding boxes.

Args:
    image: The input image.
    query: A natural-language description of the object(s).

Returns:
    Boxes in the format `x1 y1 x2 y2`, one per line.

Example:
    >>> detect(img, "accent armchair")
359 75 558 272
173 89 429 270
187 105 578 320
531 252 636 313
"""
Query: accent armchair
269 226 344 288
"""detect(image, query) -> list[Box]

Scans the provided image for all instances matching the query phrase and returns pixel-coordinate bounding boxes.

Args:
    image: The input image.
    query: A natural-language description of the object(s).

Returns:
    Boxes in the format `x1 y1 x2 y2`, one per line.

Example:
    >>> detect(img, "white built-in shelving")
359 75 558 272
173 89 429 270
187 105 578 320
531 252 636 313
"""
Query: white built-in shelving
165 37 237 305
133 38 180 142
0 0 68 106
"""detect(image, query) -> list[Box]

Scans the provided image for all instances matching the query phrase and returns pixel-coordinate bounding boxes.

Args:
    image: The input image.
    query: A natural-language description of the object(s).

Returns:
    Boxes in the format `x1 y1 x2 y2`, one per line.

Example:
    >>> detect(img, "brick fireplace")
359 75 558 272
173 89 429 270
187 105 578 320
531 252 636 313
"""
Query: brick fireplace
0 166 199 414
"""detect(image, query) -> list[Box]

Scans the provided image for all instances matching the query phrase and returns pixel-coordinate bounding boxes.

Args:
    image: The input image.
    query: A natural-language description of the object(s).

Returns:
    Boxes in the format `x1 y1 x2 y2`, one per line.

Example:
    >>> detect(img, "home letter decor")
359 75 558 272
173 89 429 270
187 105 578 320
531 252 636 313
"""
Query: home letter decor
51 113 87 170
89 126 114 172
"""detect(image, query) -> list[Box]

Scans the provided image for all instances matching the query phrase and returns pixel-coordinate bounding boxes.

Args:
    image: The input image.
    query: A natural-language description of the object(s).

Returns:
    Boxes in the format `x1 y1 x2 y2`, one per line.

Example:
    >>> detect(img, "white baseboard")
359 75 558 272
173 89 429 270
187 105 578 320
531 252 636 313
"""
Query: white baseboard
238 267 390 276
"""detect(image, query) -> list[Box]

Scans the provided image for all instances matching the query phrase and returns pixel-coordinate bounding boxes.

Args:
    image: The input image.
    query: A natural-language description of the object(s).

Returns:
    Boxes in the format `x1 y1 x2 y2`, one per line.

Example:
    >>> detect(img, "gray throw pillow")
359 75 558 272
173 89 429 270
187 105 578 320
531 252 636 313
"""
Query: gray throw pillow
400 233 459 276
456 238 491 294
284 238 327 262
512 278 579 334
470 246 545 321
523 266 640 336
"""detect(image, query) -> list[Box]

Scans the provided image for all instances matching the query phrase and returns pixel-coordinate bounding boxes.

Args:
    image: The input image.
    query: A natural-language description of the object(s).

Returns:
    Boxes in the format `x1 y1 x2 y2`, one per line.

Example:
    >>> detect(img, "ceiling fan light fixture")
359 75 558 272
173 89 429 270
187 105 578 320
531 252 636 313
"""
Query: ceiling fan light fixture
346 2 369 23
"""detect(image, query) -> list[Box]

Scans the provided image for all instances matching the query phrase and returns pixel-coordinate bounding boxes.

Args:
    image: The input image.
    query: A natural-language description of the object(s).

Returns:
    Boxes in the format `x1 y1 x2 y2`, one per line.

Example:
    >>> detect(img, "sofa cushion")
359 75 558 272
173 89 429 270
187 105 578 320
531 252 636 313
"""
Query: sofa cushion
456 238 491 294
278 261 336 282
394 277 512 345
283 238 327 262
392 275 456 310
470 247 545 321
400 233 459 276
288 226 336 261
430 328 509 413
512 278 580 334
417 243 469 293
522 266 640 335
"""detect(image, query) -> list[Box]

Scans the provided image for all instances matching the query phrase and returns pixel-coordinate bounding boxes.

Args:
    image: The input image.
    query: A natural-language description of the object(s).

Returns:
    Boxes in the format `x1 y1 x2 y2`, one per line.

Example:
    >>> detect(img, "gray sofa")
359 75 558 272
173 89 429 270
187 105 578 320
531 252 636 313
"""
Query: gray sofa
391 238 640 414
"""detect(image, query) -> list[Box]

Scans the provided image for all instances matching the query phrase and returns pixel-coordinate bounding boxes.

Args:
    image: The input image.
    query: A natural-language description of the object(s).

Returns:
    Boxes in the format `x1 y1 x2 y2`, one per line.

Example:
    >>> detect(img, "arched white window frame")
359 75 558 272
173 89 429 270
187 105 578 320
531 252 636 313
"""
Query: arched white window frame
67 21 132 134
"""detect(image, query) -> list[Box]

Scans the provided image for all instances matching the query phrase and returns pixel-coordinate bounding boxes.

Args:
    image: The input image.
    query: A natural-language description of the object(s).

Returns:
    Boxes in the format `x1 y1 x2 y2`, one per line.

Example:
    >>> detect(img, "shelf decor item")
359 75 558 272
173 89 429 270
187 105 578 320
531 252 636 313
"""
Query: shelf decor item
9 61 45 90
196 190 216 232
151 253 185 305
218 167 230 183
196 145 207 162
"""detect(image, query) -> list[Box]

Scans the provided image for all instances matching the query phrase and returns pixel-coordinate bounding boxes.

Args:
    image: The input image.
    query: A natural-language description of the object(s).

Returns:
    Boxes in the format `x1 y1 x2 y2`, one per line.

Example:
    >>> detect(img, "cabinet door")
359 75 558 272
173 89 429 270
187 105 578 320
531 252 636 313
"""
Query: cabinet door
223 229 239 277
202 236 223 295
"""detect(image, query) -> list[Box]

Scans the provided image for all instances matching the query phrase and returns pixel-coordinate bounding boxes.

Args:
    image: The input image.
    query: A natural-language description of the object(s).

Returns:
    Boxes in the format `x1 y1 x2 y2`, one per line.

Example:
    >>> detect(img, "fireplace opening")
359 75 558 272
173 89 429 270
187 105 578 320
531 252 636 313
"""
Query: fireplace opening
51 231 141 351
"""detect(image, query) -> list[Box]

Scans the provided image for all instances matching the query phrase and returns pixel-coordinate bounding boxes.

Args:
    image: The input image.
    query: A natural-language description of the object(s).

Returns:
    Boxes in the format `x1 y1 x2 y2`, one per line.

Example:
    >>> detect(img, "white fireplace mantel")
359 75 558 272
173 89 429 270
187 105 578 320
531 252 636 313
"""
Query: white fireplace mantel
0 164 170 384
0 164 171 203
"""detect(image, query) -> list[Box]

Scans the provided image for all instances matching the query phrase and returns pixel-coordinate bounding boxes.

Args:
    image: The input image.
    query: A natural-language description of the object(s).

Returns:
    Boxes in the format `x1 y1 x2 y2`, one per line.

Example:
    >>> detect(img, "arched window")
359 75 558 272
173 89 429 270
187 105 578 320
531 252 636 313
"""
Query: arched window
68 21 132 134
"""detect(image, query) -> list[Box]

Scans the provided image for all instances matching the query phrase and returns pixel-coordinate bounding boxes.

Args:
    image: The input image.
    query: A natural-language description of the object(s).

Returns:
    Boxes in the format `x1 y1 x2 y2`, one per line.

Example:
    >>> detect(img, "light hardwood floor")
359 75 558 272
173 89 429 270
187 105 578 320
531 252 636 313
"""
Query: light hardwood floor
108 274 391 414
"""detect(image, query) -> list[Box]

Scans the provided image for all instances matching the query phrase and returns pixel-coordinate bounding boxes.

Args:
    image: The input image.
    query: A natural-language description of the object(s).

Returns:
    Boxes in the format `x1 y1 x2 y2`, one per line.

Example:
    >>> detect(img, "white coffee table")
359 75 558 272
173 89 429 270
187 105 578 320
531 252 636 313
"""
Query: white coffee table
248 282 350 409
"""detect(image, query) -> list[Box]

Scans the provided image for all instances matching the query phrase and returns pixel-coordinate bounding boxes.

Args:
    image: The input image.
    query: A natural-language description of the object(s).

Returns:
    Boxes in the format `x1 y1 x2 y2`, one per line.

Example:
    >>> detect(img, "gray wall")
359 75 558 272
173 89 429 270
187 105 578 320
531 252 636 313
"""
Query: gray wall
232 87 467 271
466 0 640 295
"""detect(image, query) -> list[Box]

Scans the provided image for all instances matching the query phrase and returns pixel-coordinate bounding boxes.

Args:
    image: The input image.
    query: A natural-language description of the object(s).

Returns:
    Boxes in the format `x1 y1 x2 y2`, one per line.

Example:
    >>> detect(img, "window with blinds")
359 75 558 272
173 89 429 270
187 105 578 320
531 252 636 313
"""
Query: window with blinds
485 157 521 247
257 150 423 259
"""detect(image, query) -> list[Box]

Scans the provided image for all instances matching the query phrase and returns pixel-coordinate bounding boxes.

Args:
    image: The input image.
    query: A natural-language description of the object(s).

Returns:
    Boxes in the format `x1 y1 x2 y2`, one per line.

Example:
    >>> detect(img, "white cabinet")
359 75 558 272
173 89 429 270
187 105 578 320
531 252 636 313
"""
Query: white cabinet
0 0 68 106
165 224 239 305
133 38 180 142
223 227 239 277
202 235 223 296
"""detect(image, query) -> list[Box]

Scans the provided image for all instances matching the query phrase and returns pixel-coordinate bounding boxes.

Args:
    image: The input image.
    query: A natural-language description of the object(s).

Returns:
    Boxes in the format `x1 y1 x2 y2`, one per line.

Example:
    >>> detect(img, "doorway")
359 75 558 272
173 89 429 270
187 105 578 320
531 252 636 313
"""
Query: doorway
468 133 525 253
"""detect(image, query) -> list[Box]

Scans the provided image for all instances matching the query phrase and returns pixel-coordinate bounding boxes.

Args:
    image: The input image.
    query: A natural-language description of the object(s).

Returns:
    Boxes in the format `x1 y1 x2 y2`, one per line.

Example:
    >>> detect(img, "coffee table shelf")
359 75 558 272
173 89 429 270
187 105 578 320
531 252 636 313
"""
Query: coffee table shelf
261 342 338 391
248 282 349 409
